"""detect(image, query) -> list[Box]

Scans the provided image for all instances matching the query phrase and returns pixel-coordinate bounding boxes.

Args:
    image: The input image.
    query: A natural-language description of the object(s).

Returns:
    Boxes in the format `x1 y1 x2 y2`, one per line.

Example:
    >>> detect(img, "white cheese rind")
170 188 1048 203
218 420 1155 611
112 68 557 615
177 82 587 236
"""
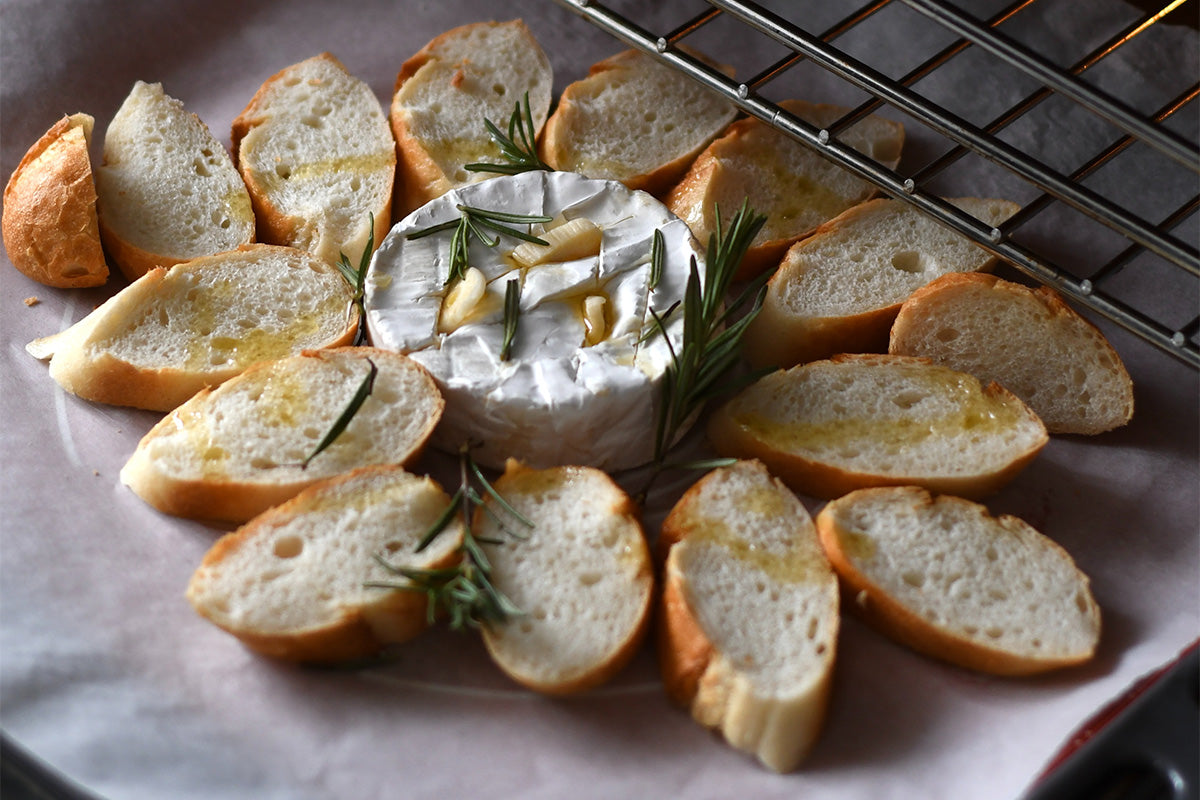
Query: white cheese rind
365 171 701 471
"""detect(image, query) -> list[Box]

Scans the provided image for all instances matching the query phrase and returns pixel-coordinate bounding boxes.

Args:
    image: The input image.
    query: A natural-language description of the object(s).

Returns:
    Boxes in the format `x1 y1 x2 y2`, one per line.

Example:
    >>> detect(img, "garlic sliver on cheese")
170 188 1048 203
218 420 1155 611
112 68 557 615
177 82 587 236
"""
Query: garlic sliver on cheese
439 267 488 332
511 217 603 267
582 295 608 347
364 171 703 472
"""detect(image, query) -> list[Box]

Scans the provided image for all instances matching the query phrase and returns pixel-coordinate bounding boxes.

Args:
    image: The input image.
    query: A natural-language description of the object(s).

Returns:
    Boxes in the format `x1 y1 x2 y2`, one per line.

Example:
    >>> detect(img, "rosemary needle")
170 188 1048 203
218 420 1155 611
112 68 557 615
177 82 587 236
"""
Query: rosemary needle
300 357 377 469
499 278 521 362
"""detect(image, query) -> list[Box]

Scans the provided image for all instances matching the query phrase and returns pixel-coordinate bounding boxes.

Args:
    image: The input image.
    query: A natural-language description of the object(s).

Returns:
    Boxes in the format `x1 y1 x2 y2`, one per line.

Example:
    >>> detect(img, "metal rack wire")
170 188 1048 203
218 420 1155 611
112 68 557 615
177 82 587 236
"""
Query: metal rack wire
549 0 1200 368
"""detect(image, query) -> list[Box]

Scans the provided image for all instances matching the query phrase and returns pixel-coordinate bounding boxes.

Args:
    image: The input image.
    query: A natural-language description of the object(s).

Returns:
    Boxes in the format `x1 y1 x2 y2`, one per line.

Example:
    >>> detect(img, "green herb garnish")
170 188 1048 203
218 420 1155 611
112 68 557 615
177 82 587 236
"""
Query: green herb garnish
465 91 553 175
407 205 551 286
500 277 521 361
638 201 772 499
300 357 377 469
368 444 532 631
648 228 665 292
336 213 375 346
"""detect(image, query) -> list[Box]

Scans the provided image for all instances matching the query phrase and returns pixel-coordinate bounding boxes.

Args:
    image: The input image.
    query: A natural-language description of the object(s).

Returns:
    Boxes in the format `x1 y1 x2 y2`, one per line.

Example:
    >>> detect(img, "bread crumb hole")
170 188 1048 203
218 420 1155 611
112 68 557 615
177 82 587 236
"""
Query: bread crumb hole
901 571 924 588
276 164 292 179
936 327 959 342
985 545 998 561
492 83 506 96
273 536 304 559
815 643 827 655
890 250 926 273
985 627 1004 639
891 389 925 409
1075 592 1091 614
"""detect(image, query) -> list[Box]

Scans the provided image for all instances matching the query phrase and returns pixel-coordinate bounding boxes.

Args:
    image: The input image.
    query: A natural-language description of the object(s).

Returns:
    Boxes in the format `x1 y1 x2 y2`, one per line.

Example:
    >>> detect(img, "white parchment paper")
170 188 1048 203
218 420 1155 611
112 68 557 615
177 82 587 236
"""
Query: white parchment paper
2 1 1197 798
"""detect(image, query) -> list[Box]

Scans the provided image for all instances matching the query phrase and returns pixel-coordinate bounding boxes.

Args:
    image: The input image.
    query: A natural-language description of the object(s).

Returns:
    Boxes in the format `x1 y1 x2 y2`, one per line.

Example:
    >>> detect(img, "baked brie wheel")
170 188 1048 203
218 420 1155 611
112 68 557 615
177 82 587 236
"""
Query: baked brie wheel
364 170 701 471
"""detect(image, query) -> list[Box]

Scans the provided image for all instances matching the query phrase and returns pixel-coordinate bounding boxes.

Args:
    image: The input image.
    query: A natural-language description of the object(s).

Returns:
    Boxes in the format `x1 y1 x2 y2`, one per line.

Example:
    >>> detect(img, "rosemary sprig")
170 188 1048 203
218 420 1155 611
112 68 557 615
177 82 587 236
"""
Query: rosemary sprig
500 277 521 361
300 357 377 469
368 445 532 631
407 205 551 286
464 91 553 175
335 213 375 346
639 201 772 499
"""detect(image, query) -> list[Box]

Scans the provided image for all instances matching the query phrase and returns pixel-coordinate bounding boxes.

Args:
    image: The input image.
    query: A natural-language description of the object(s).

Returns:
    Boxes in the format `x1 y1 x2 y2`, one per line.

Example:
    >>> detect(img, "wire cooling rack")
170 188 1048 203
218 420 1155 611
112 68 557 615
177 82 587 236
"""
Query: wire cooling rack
549 0 1200 368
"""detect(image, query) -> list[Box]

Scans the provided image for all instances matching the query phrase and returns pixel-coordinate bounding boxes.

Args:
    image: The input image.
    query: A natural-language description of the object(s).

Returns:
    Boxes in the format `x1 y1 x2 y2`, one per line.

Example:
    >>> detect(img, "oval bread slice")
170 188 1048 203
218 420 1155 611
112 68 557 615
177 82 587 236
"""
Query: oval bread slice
96 81 255 281
889 272 1134 435
477 460 653 695
26 244 358 412
233 53 394 268
120 347 443 523
390 19 554 217
666 101 904 281
816 486 1101 675
743 196 1019 369
706 353 1048 499
658 460 839 773
539 48 737 196
3 113 108 288
186 465 463 663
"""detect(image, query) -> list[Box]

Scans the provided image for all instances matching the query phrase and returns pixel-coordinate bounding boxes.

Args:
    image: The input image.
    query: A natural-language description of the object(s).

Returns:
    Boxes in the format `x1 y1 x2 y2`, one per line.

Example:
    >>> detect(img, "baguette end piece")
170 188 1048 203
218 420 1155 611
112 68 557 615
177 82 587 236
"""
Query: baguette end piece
3 114 109 288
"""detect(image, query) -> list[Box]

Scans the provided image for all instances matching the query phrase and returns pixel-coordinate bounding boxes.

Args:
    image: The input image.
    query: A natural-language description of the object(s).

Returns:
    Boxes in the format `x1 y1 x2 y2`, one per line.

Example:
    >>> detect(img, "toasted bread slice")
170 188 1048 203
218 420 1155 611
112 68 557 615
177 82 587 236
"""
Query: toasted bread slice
706 354 1048 500
390 20 554 217
539 48 737 197
666 101 904 281
187 465 464 663
477 460 653 695
816 486 1101 675
3 114 108 288
743 197 1019 369
889 272 1134 434
232 53 394 268
26 244 358 412
120 347 443 523
95 82 254 281
658 460 839 772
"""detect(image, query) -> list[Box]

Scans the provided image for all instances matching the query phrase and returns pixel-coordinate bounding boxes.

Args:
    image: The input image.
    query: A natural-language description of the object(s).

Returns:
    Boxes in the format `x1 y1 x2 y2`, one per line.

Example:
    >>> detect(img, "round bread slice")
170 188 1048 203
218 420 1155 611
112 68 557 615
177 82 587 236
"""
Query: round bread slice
742 196 1020 370
390 19 554 217
658 459 839 773
816 486 1101 675
666 100 904 281
3 113 108 288
186 465 463 663
120 347 443 523
96 81 255 281
232 52 394 268
26 244 358 412
889 272 1134 435
539 48 738 196
364 170 702 471
706 353 1048 499
477 460 653 695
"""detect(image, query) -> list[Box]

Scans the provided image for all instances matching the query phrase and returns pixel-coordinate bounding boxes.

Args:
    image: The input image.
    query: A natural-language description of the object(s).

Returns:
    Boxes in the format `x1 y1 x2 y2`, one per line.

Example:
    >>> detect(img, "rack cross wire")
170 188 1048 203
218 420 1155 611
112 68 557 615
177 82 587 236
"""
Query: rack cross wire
550 0 1200 368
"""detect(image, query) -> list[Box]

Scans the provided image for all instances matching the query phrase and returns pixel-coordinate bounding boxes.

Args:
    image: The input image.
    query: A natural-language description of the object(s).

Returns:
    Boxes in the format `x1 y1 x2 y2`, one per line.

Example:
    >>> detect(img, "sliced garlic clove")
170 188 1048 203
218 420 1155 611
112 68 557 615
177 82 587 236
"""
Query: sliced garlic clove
582 294 608 346
439 267 488 332
511 217 602 267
